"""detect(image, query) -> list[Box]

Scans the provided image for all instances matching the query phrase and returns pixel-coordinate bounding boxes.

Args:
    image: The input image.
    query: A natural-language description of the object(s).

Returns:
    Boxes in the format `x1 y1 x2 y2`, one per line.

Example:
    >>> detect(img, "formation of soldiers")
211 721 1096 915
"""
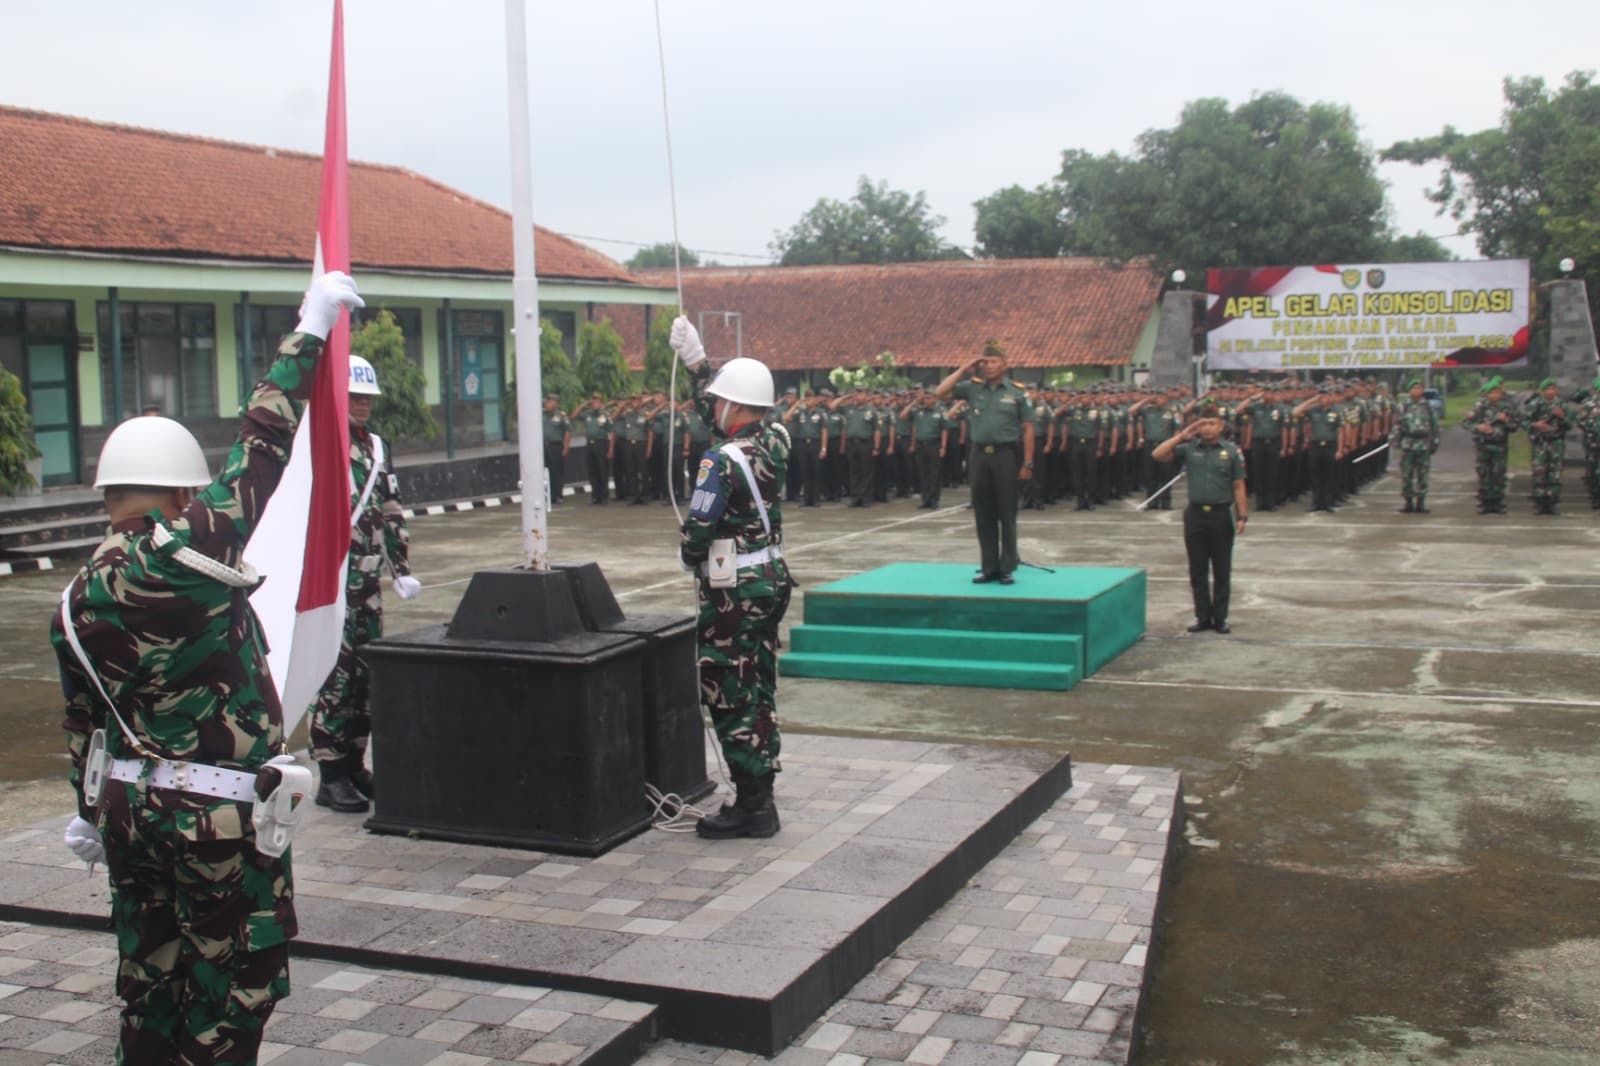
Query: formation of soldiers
547 371 1600 519
546 376 1408 519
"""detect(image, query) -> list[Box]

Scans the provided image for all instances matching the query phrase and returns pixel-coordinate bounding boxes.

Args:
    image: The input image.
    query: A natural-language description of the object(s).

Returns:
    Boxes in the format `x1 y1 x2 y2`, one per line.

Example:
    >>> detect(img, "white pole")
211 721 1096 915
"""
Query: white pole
505 0 547 571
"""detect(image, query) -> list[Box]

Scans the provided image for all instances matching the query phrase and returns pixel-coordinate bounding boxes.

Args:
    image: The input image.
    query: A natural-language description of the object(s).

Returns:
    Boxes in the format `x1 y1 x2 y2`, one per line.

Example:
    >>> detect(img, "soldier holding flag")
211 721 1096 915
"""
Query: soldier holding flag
53 272 364 1063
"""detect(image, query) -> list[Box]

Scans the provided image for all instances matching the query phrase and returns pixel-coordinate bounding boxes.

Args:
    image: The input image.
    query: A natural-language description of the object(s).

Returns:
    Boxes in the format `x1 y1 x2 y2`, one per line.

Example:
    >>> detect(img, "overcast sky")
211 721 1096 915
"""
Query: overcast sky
4 2 1596 268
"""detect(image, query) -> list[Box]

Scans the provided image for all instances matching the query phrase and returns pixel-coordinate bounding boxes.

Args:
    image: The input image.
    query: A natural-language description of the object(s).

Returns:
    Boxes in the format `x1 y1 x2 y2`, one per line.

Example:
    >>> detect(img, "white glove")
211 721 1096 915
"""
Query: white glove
392 575 422 600
668 315 706 368
64 816 104 866
296 270 365 340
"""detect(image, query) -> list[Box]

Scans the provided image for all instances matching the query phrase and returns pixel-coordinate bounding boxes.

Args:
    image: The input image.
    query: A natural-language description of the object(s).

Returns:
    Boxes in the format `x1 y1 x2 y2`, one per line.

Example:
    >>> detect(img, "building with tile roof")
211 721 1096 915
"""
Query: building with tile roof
0 105 669 487
594 258 1163 389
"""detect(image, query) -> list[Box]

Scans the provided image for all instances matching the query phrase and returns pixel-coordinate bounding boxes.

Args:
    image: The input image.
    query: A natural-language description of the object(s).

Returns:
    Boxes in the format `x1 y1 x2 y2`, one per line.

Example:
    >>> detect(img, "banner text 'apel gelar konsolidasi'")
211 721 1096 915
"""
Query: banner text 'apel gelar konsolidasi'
1205 260 1531 371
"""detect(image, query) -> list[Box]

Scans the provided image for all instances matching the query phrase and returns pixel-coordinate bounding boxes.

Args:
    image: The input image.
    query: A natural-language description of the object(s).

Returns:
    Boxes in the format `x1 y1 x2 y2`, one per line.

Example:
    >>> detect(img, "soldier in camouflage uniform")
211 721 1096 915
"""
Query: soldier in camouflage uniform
1461 375 1521 514
1524 377 1573 515
1580 377 1600 509
669 316 793 839
52 271 364 1065
309 354 416 813
1390 378 1440 513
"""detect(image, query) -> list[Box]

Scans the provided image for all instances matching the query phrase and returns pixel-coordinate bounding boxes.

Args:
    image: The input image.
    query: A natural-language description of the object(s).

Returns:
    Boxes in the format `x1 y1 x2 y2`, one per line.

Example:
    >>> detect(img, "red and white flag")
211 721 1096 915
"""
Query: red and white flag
248 0 353 736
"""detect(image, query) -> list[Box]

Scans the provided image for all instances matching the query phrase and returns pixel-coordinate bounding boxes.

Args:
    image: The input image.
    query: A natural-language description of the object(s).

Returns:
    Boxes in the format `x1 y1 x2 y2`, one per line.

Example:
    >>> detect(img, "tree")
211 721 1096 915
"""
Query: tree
973 183 1068 259
505 317 582 428
975 93 1416 278
352 310 436 443
771 176 968 265
577 319 631 399
642 309 689 398
1384 71 1600 320
0 366 41 495
627 243 701 271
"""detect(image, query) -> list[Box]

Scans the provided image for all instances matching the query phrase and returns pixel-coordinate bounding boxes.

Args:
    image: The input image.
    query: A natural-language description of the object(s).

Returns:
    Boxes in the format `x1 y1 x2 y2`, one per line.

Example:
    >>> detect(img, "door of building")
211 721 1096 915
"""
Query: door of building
24 340 79 486
478 339 504 443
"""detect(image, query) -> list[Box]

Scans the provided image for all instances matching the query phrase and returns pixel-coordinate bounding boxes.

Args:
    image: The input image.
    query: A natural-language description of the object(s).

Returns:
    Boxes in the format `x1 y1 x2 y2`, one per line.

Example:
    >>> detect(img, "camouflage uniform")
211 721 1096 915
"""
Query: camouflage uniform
1579 390 1600 508
1524 393 1573 511
309 428 410 766
1461 396 1521 512
680 363 792 779
1390 397 1440 505
51 332 321 1064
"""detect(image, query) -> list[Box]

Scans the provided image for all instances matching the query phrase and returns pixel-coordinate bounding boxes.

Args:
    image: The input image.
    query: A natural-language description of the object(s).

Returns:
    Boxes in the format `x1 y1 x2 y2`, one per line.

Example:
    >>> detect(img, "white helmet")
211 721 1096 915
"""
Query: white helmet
349 355 381 395
706 357 775 408
94 416 211 489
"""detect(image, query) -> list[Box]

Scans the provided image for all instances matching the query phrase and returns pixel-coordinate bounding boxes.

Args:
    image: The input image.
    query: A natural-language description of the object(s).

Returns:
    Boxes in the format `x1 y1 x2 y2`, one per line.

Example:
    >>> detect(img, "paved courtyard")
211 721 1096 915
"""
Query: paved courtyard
1 438 1598 1063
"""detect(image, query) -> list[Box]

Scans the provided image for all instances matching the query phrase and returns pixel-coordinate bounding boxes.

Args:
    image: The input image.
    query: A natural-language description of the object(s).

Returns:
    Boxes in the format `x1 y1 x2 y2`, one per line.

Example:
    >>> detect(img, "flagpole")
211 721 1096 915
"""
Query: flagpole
505 0 548 571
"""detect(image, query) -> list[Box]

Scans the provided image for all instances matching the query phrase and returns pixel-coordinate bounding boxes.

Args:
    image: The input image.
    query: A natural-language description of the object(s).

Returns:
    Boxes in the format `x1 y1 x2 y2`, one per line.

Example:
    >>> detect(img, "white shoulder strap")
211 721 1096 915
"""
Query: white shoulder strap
351 433 385 528
58 581 163 762
719 441 771 538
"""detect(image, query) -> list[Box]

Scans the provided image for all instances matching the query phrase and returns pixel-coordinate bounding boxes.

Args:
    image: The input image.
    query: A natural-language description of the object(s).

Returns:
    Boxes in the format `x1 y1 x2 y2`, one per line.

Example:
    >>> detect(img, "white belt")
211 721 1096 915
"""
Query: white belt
700 545 782 576
108 757 258 803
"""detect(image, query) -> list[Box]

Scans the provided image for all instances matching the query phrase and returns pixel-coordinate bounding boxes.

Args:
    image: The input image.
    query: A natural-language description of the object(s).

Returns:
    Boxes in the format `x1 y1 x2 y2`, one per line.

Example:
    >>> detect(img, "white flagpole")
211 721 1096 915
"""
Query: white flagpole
505 0 548 571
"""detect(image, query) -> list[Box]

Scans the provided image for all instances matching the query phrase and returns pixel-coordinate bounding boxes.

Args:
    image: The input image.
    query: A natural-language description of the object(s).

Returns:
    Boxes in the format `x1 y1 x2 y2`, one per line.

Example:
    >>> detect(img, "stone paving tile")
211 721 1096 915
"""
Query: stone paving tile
0 920 656 1066
0 757 1173 1066
636 763 1178 1066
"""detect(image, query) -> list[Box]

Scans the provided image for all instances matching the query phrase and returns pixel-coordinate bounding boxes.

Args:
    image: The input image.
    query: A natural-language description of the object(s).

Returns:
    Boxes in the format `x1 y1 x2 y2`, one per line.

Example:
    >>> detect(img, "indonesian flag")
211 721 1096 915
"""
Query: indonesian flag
247 0 352 737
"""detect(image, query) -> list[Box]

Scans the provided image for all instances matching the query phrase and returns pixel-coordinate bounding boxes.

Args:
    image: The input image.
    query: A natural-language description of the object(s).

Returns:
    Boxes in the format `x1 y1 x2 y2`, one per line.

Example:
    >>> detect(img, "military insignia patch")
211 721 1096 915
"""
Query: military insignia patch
1366 268 1386 289
1341 269 1361 290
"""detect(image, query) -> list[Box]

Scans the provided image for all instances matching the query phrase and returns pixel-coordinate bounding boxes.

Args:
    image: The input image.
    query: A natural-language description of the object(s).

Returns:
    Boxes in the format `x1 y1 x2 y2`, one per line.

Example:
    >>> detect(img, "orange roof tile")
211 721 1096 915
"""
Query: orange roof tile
0 106 636 283
593 258 1159 371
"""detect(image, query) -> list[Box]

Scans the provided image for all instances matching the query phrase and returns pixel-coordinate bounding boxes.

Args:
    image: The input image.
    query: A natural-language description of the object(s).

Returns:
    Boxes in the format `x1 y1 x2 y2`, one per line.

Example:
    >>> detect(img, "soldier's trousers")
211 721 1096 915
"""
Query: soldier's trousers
969 445 1019 576
1141 444 1174 509
1530 440 1565 504
1068 440 1096 506
917 446 943 505
1309 442 1336 510
696 575 790 777
544 449 565 504
1475 445 1509 506
1248 440 1280 509
1183 504 1235 625
586 445 611 503
310 584 381 764
1584 435 1600 503
1399 448 1431 500
616 441 642 501
101 784 294 1065
847 440 873 503
794 439 822 505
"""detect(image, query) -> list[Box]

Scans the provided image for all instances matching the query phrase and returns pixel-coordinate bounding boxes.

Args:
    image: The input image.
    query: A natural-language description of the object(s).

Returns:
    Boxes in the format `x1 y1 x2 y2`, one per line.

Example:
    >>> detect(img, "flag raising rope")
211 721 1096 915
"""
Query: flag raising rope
247 0 354 735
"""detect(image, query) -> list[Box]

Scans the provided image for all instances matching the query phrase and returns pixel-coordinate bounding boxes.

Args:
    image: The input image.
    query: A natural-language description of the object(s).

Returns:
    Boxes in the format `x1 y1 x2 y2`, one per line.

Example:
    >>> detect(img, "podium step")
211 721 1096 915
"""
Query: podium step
781 649 1079 690
789 623 1081 666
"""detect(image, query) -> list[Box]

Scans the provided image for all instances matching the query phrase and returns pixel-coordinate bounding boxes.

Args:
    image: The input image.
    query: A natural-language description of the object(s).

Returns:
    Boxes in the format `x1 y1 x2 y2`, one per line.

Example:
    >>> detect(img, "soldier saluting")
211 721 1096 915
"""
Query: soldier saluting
935 341 1035 584
52 272 365 1062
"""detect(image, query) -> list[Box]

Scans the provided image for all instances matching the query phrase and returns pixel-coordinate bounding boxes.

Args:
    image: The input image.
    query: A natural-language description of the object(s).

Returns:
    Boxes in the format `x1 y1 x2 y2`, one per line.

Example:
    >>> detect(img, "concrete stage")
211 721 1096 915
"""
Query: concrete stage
0 738 1178 1065
783 563 1147 691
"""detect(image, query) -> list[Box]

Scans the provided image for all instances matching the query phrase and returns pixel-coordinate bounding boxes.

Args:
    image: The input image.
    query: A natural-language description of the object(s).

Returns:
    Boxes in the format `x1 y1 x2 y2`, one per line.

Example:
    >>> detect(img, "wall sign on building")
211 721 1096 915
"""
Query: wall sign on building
1205 259 1531 371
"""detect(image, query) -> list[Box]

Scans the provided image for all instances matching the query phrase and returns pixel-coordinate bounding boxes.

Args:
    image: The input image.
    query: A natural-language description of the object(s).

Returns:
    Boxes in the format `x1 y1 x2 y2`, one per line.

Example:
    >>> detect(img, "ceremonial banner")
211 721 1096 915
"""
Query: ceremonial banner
1206 259 1531 371
246 0 352 736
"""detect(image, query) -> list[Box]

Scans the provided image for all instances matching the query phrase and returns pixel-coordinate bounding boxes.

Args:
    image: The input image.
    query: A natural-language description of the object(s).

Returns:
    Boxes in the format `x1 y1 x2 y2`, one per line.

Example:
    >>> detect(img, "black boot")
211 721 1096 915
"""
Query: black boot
1415 496 1429 514
1399 498 1413 513
316 759 370 813
696 772 780 839
346 752 375 800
